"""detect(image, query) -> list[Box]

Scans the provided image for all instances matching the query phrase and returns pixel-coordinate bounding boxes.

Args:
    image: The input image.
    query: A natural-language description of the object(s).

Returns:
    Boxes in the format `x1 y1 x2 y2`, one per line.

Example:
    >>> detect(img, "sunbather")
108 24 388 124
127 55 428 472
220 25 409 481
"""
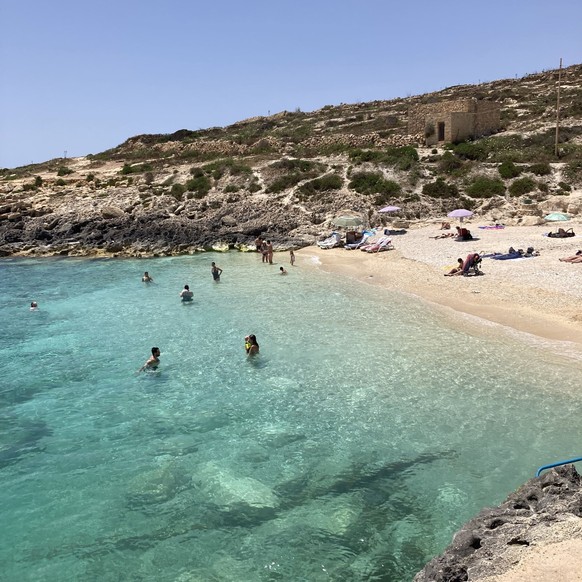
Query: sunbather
430 232 456 239
456 226 473 241
559 250 582 263
444 258 464 276
462 253 482 276
547 228 575 238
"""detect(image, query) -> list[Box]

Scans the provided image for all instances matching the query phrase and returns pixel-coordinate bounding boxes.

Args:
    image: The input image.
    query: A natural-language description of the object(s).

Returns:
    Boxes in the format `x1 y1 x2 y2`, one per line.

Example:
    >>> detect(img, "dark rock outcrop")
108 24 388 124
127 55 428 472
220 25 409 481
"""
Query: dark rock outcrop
414 465 582 581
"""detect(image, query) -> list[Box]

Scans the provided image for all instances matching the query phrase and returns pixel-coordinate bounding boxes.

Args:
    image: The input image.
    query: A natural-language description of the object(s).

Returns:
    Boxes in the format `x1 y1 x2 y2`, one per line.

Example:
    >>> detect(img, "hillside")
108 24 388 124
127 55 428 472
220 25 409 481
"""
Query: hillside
1 64 582 256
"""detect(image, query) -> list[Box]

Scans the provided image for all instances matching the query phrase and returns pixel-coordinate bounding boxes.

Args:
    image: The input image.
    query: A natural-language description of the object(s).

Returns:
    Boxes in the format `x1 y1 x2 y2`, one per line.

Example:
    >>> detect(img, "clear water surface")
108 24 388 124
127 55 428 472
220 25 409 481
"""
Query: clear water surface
1 253 581 581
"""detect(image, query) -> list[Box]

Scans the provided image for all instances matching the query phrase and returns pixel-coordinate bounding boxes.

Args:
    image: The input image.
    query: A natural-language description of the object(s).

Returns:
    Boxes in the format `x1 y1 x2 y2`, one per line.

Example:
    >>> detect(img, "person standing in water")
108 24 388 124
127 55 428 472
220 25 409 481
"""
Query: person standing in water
245 335 259 356
289 249 295 266
211 262 223 282
139 347 161 372
30 301 38 311
180 285 194 301
142 271 153 283
266 240 274 265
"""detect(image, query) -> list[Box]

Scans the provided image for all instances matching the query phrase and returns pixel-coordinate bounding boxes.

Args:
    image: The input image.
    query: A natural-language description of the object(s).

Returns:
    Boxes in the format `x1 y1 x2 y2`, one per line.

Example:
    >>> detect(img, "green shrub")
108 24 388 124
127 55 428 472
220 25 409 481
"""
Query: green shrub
422 178 459 198
498 161 521 179
223 184 239 193
185 175 211 198
348 172 401 204
270 158 317 172
297 174 343 198
55 178 66 186
57 166 73 176
120 162 153 175
86 173 95 182
508 177 536 197
527 162 551 176
248 181 261 193
437 152 464 174
564 160 582 181
452 142 487 161
348 146 418 170
202 158 252 178
466 176 505 198
558 181 571 191
266 174 304 193
170 183 186 200
34 176 43 188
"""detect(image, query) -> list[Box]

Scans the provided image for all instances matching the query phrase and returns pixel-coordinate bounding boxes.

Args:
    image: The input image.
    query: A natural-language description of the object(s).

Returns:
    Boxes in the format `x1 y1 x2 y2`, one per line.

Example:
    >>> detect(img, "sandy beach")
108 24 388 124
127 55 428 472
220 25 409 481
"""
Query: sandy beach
298 222 582 354
299 222 582 580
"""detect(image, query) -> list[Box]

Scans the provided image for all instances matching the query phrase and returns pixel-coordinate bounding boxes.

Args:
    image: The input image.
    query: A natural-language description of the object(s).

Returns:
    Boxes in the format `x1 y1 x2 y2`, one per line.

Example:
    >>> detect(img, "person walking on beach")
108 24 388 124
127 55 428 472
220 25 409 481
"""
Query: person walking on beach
139 347 161 372
245 334 260 356
290 249 295 266
180 285 194 301
211 262 223 282
142 271 153 283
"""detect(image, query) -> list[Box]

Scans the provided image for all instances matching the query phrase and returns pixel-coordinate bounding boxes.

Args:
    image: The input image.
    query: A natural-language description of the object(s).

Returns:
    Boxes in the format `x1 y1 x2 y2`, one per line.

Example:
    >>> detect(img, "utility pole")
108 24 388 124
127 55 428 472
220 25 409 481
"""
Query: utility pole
555 58 562 158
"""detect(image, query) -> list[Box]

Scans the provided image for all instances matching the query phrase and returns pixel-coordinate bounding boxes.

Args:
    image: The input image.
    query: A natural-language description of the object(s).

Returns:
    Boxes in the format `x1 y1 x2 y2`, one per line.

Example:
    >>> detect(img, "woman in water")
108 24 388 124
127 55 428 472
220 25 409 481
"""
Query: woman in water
245 335 260 356
211 262 223 282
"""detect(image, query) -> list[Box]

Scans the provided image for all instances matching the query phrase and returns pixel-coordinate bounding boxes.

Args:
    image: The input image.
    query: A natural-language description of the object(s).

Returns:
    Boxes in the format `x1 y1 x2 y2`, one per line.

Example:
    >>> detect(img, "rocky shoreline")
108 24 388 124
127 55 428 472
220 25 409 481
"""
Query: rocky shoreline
414 465 582 581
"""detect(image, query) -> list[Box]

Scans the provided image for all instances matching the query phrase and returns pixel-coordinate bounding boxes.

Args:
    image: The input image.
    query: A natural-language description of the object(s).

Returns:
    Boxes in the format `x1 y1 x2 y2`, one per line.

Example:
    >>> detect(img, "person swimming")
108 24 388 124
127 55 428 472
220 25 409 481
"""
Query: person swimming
30 301 38 311
245 334 259 355
180 285 193 301
138 347 160 372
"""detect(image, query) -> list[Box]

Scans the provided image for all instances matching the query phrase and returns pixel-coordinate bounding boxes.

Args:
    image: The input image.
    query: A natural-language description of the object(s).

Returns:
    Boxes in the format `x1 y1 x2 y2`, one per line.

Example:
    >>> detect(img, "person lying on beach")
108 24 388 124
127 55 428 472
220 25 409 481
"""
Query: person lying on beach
440 221 451 230
559 251 582 263
430 232 456 239
444 258 464 276
547 228 575 238
138 347 160 372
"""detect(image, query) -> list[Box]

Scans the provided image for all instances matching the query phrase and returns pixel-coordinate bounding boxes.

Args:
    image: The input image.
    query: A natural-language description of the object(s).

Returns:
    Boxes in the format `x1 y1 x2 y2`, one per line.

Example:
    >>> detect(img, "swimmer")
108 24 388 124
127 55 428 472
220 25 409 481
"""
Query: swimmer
30 301 38 311
290 249 295 266
180 285 194 301
245 334 259 356
211 262 223 282
142 271 153 283
279 266 287 275
139 347 160 372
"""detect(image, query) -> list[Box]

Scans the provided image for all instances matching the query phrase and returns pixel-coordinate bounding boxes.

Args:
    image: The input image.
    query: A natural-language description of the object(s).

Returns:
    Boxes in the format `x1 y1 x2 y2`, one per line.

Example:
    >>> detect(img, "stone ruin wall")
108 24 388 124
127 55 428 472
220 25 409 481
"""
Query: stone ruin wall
408 98 500 142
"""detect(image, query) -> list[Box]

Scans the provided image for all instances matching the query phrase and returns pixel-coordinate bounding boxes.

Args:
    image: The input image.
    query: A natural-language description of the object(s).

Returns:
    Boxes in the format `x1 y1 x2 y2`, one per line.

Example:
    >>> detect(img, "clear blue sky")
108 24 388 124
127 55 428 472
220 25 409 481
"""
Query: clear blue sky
1 0 581 169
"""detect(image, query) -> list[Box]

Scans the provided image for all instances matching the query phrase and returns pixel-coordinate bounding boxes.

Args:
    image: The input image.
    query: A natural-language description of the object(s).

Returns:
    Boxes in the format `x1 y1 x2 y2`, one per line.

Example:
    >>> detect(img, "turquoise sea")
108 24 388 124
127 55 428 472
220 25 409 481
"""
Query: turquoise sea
1 252 581 582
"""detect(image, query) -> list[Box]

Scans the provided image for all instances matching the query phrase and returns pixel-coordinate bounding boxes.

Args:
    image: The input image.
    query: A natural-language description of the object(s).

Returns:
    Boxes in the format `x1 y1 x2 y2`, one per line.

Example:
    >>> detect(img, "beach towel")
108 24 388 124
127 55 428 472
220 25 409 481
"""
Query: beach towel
478 225 505 230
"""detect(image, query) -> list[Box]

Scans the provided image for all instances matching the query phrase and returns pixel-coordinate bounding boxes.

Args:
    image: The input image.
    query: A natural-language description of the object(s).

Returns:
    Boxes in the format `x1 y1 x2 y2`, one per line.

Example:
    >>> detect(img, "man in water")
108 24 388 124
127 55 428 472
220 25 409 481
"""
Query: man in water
180 285 193 301
142 271 153 282
211 262 223 282
30 301 38 311
139 347 160 372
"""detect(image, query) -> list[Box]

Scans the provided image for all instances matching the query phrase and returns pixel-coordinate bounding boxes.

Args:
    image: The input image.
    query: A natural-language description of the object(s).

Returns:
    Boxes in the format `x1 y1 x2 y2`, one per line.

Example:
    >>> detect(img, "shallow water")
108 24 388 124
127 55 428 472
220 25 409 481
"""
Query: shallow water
1 253 581 581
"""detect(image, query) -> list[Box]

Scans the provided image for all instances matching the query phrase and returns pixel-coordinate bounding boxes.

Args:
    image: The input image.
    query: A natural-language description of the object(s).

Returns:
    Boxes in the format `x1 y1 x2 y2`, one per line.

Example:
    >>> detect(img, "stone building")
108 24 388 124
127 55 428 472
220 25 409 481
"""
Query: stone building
408 98 501 146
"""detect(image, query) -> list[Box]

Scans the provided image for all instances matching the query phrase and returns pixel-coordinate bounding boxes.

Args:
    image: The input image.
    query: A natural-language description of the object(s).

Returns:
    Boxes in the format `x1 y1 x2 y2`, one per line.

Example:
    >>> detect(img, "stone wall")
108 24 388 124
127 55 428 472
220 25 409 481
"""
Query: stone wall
409 98 500 145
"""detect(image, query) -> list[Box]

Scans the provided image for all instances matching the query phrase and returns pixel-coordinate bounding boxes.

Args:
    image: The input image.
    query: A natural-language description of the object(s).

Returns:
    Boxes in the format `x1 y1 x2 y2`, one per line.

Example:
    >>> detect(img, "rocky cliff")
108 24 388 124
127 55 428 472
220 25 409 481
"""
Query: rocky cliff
414 465 582 581
1 64 582 257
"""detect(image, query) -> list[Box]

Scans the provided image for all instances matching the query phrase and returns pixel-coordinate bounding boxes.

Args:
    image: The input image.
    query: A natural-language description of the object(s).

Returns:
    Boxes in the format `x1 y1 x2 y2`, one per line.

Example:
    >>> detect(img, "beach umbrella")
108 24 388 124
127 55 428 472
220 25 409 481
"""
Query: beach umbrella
379 205 401 213
447 208 473 223
544 212 570 222
332 215 364 228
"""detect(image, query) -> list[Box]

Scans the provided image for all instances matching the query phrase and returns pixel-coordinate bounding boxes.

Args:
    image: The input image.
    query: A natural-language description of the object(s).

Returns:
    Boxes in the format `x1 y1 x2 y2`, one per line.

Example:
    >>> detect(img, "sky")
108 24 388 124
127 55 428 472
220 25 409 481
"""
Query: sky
1 0 581 169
